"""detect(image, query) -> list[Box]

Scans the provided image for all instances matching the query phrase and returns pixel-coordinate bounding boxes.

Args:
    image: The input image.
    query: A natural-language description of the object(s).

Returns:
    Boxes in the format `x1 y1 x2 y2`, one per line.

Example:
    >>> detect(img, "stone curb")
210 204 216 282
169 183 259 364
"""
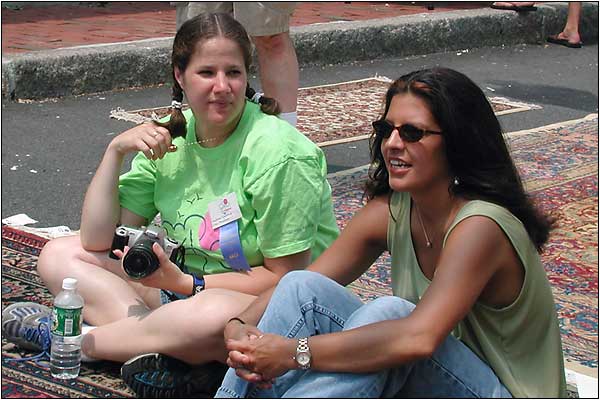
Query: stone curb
2 2 597 101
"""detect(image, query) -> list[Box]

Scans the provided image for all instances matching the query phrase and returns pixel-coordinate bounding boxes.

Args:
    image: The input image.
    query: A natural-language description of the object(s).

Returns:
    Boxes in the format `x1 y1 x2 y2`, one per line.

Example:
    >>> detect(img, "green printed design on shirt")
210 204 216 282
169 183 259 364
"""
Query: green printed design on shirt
51 307 83 337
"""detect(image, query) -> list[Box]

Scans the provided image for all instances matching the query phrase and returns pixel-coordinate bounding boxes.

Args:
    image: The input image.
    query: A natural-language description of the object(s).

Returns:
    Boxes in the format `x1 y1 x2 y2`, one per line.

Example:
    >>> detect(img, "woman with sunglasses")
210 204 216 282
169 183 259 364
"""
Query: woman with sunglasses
216 67 567 398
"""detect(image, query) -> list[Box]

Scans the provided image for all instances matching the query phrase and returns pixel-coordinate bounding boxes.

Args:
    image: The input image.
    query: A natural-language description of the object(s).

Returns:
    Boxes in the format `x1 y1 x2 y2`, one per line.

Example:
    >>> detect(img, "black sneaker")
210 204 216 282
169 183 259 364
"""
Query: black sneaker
121 353 228 398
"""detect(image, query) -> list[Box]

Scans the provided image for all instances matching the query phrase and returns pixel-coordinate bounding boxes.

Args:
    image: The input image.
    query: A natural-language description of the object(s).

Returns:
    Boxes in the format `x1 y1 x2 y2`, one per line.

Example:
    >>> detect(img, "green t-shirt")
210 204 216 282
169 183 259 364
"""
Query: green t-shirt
388 191 567 398
118 102 339 275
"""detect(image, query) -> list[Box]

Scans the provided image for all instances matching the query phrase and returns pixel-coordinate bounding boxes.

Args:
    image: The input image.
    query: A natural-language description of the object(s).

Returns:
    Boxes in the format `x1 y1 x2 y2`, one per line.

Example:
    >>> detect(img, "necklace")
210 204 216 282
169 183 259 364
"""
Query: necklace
414 204 433 248
167 136 220 152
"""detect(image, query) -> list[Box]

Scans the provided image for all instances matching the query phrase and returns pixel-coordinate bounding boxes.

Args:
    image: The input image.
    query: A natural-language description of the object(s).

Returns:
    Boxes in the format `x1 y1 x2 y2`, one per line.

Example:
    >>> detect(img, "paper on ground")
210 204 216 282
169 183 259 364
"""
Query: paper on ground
566 368 599 398
35 226 73 237
2 213 38 226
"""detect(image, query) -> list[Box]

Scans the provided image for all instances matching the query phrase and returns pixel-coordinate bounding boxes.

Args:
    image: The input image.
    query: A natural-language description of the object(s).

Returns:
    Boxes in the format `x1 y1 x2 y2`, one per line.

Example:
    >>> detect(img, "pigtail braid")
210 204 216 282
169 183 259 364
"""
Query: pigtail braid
246 84 281 115
153 80 187 139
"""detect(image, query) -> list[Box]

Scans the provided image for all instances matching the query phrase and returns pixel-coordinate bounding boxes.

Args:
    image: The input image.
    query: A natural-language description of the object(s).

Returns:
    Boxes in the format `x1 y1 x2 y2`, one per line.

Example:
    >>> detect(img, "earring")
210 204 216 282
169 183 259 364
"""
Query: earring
453 176 460 186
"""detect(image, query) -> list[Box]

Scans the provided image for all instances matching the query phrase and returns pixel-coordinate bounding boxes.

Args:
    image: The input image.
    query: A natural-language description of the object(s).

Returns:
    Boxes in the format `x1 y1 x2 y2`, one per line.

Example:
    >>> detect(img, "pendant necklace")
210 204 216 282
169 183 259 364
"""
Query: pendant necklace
414 204 433 248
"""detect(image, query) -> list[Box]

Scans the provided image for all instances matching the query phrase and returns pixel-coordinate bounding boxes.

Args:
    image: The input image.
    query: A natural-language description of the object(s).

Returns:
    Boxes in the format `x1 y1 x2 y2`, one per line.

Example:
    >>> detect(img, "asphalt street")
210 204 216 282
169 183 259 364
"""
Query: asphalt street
1 42 598 230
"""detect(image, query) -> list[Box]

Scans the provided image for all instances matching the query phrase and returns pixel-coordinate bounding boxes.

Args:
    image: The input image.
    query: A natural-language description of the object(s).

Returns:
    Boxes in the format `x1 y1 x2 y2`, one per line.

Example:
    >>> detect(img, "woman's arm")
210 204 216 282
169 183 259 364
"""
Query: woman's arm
223 195 390 344
307 194 390 285
229 214 522 380
80 123 173 250
202 250 311 296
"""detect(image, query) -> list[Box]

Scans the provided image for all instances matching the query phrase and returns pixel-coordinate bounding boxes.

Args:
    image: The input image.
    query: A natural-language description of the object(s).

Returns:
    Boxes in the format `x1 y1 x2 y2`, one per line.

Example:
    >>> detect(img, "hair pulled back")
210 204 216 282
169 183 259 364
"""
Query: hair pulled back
155 12 280 138
365 67 554 251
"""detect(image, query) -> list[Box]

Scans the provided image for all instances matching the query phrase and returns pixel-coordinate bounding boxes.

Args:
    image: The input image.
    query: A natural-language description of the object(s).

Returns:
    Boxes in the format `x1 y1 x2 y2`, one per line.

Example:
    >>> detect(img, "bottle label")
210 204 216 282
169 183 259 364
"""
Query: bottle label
52 306 82 337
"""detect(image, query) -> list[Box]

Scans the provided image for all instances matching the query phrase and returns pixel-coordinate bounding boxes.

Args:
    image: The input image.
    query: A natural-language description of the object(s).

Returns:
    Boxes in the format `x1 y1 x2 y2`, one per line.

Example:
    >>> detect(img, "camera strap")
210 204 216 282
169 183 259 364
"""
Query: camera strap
173 246 186 272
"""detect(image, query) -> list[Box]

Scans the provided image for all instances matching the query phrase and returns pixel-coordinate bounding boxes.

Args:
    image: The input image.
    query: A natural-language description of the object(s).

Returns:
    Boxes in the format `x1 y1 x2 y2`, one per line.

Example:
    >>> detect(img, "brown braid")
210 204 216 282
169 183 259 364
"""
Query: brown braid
153 81 187 138
246 84 281 115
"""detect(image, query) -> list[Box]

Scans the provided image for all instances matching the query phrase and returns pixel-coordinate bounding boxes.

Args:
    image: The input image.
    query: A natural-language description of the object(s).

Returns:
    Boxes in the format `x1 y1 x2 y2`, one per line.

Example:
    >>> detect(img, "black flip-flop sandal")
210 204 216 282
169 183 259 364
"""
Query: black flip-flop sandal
547 35 583 48
490 4 537 12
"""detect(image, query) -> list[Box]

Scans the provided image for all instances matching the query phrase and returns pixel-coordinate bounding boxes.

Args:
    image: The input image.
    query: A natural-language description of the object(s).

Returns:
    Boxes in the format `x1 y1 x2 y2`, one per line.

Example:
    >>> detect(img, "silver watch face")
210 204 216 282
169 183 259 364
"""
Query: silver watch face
297 351 310 366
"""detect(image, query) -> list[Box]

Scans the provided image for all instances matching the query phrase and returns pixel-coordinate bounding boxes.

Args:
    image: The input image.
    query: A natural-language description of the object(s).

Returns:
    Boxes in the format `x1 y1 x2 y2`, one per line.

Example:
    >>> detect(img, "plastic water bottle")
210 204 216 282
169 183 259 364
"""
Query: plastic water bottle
50 277 84 379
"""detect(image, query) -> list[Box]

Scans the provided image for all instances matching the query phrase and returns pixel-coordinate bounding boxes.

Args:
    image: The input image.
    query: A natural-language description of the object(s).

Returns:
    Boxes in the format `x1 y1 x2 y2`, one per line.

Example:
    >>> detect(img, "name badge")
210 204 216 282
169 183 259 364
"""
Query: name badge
208 193 243 229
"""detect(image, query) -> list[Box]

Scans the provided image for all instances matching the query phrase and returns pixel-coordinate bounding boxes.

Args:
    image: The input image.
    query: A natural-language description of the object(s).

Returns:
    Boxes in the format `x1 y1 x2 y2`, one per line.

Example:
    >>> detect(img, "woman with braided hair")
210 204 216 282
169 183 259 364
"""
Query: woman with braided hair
3 13 337 398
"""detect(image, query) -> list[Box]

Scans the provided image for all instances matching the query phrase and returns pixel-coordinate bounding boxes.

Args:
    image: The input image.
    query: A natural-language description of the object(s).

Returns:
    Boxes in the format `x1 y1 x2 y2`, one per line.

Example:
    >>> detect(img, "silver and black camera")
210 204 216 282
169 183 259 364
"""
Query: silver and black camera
109 224 183 279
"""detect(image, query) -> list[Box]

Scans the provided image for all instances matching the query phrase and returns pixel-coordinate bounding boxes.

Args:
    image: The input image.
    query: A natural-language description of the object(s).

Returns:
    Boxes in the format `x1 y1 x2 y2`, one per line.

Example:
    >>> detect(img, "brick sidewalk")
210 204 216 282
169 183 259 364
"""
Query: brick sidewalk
1 2 488 54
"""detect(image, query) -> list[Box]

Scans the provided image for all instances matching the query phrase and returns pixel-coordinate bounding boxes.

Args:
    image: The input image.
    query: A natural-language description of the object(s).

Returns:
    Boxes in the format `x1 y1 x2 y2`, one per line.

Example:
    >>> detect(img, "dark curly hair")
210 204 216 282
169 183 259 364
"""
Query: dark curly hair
365 67 554 251
155 12 280 138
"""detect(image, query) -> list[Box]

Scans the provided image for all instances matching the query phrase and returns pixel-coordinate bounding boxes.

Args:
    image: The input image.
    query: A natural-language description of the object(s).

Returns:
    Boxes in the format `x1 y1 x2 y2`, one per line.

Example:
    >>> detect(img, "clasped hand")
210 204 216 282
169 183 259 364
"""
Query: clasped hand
224 321 294 389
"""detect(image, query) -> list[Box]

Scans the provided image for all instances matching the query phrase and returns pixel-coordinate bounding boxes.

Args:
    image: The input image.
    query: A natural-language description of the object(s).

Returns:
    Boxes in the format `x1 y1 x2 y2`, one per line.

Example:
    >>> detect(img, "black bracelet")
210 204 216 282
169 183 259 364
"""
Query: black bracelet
228 317 246 325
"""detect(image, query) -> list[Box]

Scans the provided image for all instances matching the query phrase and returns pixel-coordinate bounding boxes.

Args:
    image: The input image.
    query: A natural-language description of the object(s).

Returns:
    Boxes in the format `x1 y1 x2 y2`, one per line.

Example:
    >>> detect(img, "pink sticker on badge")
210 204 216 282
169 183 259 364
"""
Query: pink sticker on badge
199 211 220 251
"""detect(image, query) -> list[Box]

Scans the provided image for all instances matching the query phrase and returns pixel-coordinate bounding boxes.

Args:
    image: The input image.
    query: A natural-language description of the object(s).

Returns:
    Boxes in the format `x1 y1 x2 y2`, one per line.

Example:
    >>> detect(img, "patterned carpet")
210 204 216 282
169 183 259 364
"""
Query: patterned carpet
1 227 135 398
3 103 595 396
110 77 540 146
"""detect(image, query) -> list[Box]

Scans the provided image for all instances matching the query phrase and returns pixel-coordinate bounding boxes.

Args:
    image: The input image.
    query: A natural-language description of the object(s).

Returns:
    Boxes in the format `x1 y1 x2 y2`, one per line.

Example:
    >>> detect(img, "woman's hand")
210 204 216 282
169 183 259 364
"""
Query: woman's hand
108 123 175 160
224 321 273 387
226 333 296 384
112 242 187 292
224 319 263 343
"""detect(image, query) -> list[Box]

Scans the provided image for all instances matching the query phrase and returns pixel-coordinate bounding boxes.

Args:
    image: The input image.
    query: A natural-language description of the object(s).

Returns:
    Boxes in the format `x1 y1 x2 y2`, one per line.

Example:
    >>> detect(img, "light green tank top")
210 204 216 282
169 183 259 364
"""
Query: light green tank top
387 191 567 398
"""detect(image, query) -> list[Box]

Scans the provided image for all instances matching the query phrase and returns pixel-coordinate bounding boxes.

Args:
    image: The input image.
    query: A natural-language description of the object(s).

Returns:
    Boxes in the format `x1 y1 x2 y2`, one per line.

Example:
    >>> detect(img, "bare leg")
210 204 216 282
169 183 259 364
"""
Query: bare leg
81 288 256 364
37 235 161 325
559 2 582 44
253 32 299 114
38 235 256 364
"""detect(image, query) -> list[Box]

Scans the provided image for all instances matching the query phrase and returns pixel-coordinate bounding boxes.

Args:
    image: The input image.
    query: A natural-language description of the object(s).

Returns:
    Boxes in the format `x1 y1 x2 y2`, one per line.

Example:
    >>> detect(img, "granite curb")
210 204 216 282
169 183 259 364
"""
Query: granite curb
2 2 598 101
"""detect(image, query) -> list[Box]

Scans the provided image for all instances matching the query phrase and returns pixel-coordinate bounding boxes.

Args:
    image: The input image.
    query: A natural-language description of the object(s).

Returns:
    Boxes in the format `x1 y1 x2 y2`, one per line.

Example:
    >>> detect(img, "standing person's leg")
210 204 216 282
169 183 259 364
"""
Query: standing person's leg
236 2 299 126
563 2 582 43
253 33 298 120
547 2 583 47
175 2 232 30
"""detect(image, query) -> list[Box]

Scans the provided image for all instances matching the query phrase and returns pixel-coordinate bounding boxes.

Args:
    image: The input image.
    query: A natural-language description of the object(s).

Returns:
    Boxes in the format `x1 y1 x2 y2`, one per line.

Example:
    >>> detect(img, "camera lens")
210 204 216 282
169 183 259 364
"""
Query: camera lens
123 239 159 279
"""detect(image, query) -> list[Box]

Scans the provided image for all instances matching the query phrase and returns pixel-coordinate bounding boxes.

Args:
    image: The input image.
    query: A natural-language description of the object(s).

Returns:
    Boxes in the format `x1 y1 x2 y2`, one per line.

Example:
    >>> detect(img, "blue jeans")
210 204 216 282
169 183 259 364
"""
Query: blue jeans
215 270 512 398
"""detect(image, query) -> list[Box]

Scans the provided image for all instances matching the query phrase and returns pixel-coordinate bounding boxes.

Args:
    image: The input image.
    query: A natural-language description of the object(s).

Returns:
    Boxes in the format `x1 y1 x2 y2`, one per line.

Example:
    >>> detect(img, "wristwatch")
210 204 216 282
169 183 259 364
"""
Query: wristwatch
191 273 205 295
294 337 311 370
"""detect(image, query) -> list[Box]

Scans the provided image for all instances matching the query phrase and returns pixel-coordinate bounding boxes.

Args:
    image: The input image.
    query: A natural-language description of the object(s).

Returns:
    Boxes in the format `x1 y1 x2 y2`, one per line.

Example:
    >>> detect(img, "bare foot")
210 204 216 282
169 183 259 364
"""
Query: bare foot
556 30 581 45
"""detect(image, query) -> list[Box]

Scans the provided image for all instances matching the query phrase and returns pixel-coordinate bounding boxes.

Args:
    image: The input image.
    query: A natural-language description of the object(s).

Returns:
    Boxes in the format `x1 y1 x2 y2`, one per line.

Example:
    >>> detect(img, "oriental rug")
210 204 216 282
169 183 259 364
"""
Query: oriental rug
2 115 596 397
1 227 135 398
109 77 541 146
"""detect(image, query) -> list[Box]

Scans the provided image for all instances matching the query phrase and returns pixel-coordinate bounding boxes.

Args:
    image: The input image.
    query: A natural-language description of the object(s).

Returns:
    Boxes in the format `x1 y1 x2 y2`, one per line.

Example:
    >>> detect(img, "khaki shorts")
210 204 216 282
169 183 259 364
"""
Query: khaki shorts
175 2 296 36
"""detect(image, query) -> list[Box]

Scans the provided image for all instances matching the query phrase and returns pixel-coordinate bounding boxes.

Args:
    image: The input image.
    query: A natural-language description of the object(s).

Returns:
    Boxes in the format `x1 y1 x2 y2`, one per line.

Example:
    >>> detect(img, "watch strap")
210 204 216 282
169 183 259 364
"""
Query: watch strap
191 273 205 295
295 337 311 369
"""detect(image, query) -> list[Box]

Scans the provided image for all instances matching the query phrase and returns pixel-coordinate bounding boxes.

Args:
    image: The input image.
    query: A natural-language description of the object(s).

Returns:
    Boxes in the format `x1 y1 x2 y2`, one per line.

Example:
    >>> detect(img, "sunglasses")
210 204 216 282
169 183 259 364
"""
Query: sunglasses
372 120 442 142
